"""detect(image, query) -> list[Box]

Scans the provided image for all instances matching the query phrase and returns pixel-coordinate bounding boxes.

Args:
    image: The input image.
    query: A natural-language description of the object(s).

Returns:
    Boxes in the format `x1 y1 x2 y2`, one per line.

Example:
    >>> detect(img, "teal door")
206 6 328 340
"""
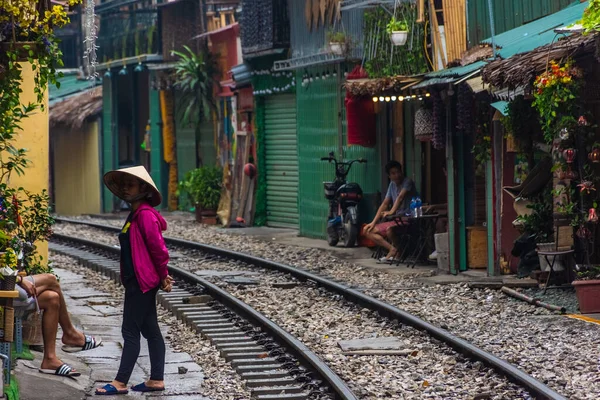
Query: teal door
264 94 299 228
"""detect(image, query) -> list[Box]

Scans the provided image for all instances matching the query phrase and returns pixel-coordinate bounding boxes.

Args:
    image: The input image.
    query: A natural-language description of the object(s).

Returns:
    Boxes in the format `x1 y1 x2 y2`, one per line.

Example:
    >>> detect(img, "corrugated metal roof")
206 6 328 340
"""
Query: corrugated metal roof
467 0 575 48
414 1 587 88
411 77 457 89
424 61 486 78
491 101 509 116
49 72 100 104
480 1 588 59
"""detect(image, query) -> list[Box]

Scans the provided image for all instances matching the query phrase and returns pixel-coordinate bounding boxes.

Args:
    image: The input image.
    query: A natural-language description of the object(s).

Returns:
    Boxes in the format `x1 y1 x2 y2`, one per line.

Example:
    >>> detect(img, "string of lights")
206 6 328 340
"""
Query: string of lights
372 93 431 102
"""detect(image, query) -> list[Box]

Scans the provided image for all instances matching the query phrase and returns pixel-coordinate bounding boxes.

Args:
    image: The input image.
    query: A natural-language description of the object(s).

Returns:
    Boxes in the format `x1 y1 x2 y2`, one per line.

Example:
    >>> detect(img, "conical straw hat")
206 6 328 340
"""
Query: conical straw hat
103 166 162 207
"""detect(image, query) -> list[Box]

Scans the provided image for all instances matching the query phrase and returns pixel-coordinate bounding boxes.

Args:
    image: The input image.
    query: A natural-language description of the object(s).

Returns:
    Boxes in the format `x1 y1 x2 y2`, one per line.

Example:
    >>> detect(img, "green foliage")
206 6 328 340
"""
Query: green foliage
515 186 554 243
326 30 347 43
576 264 600 280
386 16 408 33
471 96 492 169
177 166 223 210
172 45 217 128
0 27 62 277
531 61 580 144
363 7 428 78
501 96 542 153
579 0 600 34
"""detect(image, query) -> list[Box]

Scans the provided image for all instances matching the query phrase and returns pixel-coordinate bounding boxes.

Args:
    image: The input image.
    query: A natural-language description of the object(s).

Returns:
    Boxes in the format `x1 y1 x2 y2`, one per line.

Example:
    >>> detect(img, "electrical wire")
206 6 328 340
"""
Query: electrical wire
423 19 434 70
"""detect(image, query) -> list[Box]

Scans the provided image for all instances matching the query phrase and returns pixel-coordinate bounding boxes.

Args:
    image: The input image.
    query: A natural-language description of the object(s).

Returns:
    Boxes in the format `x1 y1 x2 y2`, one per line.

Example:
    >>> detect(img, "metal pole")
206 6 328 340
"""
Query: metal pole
487 0 497 59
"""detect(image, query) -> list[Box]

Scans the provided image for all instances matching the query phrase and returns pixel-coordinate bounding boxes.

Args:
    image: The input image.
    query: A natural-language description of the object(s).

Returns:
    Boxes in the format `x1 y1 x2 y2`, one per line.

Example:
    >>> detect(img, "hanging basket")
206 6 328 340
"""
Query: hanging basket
329 42 346 56
414 107 434 141
390 31 408 46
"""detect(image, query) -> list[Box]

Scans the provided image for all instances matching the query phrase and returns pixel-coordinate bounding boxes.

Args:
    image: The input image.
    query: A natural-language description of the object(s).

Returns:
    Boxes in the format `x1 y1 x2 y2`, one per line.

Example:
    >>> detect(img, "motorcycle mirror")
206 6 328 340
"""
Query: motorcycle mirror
329 151 334 158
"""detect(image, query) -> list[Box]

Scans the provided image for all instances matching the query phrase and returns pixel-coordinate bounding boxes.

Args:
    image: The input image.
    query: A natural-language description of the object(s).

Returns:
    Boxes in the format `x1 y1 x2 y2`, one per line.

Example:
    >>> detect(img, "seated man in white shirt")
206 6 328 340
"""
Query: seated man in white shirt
363 161 416 263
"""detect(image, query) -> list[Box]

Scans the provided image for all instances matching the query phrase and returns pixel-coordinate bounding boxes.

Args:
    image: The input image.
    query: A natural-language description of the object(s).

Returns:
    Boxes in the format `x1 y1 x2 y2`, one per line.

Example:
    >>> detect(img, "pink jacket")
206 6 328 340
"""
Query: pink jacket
125 203 169 293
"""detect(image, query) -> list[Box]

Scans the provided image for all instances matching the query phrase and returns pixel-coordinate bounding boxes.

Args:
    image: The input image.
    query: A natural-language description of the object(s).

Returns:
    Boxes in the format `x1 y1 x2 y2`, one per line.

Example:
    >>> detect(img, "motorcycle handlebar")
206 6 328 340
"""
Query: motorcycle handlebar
320 157 367 166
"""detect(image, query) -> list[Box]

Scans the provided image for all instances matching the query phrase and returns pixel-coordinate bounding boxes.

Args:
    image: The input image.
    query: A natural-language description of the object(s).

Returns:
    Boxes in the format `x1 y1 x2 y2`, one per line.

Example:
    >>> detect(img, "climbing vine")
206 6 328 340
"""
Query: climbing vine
580 0 600 34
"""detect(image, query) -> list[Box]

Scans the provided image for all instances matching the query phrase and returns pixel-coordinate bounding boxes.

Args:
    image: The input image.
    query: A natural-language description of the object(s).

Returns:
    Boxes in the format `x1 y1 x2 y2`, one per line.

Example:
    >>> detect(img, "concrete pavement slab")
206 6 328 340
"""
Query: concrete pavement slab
14 266 210 399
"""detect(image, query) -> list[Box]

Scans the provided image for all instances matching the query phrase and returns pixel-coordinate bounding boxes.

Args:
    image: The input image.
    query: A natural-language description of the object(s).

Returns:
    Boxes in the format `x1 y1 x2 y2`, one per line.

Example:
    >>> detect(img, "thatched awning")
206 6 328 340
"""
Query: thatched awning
49 87 102 129
344 76 422 97
482 33 597 90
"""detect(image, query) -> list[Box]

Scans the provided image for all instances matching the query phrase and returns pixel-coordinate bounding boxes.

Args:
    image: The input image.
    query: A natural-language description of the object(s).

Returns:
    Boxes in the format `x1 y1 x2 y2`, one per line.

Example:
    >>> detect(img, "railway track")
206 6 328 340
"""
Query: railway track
50 236 356 400
53 217 567 400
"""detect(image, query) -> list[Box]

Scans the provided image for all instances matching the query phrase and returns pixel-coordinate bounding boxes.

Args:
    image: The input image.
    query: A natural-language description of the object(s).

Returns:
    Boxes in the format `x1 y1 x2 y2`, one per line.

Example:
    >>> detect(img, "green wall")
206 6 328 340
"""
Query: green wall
296 65 381 239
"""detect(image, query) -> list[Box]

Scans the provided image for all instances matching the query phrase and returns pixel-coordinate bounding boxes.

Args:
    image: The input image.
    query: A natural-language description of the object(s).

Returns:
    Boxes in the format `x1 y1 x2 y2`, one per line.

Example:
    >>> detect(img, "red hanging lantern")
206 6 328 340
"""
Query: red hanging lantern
589 208 599 223
563 148 576 163
243 163 256 179
589 148 600 163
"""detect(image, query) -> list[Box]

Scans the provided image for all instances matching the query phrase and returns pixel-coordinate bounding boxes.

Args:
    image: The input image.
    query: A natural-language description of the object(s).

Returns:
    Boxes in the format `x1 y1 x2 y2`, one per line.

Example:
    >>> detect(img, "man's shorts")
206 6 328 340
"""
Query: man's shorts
14 276 37 311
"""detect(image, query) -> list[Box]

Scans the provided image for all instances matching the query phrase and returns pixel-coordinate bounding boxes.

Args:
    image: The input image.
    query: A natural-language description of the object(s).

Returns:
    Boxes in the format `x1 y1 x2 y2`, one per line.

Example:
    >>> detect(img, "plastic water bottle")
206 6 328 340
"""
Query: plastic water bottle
410 198 417 218
416 197 423 217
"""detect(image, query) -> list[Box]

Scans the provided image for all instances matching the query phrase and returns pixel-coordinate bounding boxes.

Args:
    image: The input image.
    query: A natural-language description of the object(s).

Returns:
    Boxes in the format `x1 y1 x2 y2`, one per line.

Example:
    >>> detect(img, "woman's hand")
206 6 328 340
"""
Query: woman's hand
363 222 375 234
160 275 174 292
19 277 36 298
382 210 395 218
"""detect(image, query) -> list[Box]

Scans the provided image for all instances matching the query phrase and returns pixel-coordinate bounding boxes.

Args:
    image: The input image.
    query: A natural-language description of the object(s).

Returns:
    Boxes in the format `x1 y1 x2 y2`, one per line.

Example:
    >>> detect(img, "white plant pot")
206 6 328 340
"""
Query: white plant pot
390 31 408 46
329 42 346 56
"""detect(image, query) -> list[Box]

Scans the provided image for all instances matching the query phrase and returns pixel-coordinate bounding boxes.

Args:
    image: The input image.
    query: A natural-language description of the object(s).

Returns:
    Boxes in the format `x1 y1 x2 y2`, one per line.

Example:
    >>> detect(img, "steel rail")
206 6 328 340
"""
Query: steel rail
51 232 358 400
54 217 567 400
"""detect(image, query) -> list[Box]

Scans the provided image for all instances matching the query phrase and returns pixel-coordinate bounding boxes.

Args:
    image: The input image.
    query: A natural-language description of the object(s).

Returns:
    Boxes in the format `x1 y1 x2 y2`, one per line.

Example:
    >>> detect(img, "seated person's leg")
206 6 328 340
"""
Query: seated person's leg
29 274 87 348
366 221 397 259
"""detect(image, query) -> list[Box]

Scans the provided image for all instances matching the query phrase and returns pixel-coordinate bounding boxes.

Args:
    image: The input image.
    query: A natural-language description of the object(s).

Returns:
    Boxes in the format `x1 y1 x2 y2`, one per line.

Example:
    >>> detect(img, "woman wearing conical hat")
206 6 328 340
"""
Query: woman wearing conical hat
96 166 174 396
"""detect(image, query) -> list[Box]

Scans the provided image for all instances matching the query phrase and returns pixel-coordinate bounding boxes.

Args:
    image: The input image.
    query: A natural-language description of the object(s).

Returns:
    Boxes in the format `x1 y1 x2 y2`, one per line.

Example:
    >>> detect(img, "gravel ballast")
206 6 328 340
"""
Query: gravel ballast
54 218 600 399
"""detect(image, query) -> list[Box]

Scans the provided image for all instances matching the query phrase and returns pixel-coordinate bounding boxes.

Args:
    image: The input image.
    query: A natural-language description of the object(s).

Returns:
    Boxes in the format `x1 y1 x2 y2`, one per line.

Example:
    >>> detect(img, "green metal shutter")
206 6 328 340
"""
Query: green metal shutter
175 93 198 182
198 120 217 167
264 94 299 228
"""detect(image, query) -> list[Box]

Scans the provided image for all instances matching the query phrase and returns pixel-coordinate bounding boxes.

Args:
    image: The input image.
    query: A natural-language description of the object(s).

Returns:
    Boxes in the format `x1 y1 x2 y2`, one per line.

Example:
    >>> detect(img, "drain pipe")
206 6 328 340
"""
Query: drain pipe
487 0 497 59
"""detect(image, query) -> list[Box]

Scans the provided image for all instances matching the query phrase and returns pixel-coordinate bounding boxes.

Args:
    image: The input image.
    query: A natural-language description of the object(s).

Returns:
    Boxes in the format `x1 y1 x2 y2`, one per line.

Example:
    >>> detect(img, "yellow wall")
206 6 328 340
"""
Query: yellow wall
11 62 49 260
52 121 101 216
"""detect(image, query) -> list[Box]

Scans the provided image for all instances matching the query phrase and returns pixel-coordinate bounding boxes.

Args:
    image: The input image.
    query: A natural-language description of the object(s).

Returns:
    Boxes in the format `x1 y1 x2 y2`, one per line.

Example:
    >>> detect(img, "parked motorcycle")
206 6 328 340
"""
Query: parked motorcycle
321 152 367 247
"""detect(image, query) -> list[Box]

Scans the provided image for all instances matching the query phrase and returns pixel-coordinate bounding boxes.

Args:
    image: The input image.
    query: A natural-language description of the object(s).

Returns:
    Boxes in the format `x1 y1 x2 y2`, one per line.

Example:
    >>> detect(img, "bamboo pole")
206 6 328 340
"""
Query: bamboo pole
417 0 425 23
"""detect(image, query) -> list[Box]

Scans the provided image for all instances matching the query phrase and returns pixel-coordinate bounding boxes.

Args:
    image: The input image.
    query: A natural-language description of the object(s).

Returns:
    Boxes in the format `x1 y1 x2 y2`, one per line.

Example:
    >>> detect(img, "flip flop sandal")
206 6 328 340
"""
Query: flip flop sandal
62 335 102 353
95 383 129 395
131 382 165 392
39 363 81 378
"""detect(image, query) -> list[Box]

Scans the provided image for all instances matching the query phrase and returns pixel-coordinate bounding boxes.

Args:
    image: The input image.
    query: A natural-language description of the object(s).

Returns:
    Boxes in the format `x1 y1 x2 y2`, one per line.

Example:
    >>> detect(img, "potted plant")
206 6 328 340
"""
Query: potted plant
386 16 409 46
572 265 600 313
177 166 223 224
327 30 348 56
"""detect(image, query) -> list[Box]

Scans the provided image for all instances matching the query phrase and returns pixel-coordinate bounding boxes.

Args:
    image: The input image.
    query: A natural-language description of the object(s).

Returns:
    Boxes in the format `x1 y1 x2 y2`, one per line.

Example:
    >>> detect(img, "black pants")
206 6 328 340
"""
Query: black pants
115 279 165 384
